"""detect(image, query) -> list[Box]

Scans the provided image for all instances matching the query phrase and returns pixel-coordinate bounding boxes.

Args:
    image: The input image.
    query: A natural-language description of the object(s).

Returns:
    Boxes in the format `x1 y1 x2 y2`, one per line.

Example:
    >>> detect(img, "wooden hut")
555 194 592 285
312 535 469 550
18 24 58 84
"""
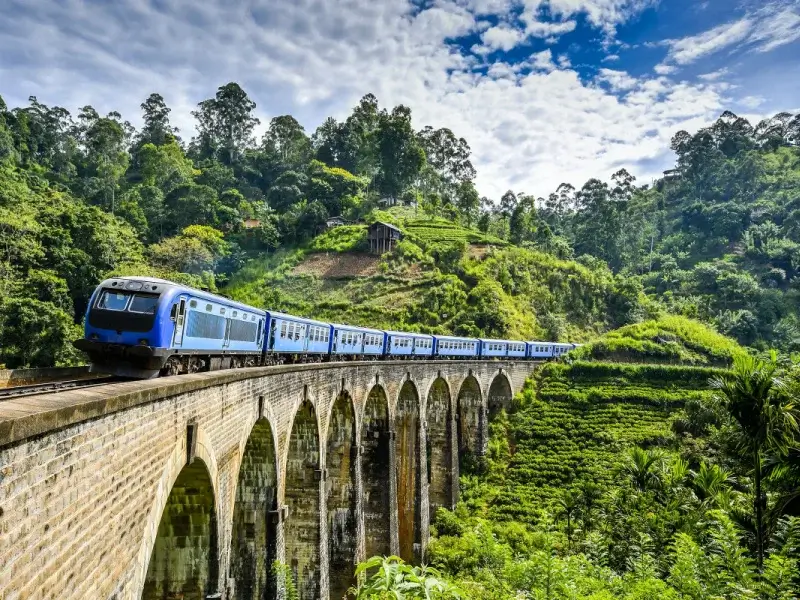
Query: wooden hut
368 221 402 254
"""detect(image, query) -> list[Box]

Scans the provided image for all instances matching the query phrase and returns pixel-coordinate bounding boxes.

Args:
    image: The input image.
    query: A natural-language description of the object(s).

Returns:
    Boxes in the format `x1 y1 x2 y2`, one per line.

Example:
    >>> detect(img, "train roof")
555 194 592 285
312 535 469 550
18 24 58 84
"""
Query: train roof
432 334 480 342
480 338 526 343
98 277 266 315
328 322 385 334
266 311 331 327
383 330 432 338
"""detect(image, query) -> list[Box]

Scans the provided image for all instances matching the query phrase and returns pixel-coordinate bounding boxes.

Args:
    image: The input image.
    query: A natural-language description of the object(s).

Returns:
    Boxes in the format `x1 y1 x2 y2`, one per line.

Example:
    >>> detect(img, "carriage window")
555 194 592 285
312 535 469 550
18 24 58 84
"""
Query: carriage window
280 322 287 338
97 290 130 311
128 293 159 314
206 303 212 312
190 300 197 308
233 311 238 317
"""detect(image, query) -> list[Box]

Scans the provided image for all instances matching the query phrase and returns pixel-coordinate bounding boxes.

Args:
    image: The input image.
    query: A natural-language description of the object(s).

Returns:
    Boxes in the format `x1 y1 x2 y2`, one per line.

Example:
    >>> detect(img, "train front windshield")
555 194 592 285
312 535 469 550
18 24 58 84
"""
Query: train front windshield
89 289 162 332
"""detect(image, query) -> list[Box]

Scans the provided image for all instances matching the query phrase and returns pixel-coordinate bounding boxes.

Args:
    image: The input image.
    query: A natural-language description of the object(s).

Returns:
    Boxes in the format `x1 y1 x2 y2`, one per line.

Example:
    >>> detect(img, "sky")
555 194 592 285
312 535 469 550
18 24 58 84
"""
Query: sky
1 0 799 198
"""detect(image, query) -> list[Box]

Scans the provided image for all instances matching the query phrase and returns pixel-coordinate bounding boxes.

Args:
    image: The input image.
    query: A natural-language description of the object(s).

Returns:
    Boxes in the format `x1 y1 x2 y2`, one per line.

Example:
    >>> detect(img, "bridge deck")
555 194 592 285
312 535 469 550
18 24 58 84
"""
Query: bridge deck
0 360 523 447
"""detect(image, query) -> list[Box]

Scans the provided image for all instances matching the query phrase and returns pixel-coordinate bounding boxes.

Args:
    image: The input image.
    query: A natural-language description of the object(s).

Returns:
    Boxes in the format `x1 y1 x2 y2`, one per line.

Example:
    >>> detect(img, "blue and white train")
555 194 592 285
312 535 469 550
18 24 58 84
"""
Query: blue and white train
74 276 581 378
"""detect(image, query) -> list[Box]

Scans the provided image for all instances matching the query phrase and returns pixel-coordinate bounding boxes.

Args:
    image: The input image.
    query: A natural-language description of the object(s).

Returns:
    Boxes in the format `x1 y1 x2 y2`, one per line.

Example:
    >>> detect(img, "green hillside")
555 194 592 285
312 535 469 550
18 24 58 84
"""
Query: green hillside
425 318 800 598
225 209 645 341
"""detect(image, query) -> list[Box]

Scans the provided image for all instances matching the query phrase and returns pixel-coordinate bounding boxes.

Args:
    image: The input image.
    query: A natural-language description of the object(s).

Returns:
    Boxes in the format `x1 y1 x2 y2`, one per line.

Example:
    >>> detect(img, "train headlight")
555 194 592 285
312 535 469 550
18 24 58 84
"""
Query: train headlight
90 333 99 340
138 338 150 346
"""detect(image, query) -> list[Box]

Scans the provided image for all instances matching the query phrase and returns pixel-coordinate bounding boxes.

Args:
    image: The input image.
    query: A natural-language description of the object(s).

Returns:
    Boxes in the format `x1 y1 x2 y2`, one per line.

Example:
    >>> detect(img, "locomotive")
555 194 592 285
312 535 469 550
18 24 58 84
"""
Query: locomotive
74 276 579 379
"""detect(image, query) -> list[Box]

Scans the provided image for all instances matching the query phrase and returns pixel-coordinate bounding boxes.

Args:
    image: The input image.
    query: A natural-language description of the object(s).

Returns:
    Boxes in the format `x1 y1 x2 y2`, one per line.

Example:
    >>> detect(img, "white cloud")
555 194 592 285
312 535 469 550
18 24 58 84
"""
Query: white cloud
529 0 656 34
596 68 638 91
660 2 800 67
527 49 559 72
0 0 746 199
602 53 620 62
523 18 577 38
481 24 525 51
664 18 753 65
698 68 729 81
557 53 572 68
749 5 800 52
654 64 677 75
738 95 765 109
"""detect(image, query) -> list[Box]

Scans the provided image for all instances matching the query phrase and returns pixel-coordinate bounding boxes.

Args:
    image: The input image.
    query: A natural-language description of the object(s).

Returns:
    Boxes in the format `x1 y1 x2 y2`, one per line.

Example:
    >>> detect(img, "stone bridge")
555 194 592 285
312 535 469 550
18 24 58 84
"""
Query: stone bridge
0 360 534 600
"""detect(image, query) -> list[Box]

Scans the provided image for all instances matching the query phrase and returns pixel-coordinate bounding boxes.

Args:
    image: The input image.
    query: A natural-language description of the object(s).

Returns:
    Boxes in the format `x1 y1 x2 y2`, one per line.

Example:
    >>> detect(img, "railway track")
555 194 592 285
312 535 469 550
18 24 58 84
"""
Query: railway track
0 377 121 400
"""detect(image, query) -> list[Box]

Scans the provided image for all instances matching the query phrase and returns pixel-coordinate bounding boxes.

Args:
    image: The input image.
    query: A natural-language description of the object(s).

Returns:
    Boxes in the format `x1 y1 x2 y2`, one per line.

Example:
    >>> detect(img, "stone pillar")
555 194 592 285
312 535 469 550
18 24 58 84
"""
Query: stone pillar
354 443 366 566
273 507 287 600
449 414 460 507
478 405 489 459
318 468 329 600
388 429 400 555
418 419 430 562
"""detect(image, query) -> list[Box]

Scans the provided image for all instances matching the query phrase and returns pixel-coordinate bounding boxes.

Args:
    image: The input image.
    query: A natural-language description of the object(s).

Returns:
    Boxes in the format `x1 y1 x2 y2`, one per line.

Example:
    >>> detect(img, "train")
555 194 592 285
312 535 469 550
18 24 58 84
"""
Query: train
73 276 580 379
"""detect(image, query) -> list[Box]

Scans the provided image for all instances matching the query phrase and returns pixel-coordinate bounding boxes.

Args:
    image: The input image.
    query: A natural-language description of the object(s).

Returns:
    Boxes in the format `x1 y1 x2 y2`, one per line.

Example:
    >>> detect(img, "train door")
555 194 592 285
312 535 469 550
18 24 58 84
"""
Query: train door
172 297 187 346
256 318 264 349
223 317 232 349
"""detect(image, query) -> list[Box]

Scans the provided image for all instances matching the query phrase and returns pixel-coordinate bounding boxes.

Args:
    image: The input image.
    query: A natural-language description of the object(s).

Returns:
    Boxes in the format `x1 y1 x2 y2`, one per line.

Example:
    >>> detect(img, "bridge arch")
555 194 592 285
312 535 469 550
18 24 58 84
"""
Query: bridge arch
425 377 453 520
325 391 358 599
487 371 514 420
395 379 422 563
456 374 485 474
361 384 392 559
229 417 279 600
134 428 221 600
284 399 321 600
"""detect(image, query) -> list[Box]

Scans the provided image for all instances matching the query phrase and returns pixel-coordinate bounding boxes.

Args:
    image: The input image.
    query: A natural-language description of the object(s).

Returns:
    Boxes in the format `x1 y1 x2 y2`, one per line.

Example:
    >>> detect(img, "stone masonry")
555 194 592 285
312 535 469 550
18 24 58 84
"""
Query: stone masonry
0 361 531 600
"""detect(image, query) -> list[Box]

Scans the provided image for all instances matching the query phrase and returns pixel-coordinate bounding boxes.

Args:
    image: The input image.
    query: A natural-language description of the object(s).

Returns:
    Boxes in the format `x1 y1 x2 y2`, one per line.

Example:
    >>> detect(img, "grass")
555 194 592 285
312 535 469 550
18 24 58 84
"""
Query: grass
470 359 721 523
569 315 746 366
403 218 507 246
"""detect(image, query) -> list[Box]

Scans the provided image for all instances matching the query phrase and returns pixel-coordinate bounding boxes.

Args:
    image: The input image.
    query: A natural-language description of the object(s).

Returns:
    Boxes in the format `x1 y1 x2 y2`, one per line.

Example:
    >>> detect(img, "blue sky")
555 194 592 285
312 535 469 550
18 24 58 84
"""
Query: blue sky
1 0 799 197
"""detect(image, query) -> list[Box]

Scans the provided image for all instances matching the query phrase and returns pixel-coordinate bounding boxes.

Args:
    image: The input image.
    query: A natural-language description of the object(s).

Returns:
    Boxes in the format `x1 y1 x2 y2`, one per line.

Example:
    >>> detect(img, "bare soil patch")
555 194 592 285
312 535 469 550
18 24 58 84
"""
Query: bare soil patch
292 253 380 278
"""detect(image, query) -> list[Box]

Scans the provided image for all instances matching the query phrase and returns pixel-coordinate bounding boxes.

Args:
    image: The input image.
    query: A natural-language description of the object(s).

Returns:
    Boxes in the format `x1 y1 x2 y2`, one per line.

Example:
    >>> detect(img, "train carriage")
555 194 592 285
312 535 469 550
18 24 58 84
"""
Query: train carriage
75 276 267 378
552 342 574 357
480 338 508 358
433 335 480 358
507 340 527 358
330 323 384 358
384 331 434 358
266 312 331 358
527 342 555 359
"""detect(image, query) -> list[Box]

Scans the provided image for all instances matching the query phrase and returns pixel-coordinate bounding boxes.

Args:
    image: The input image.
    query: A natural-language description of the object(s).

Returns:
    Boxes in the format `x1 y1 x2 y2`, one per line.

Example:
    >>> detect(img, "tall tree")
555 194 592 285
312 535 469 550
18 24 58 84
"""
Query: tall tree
417 126 476 192
262 115 312 169
192 82 259 166
710 353 799 571
374 105 425 200
74 107 131 213
136 93 178 148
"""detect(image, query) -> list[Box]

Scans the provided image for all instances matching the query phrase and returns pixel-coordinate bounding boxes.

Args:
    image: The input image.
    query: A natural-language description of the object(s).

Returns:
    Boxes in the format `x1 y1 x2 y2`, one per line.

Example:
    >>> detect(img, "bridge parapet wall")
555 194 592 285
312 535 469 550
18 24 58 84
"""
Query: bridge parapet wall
0 360 532 600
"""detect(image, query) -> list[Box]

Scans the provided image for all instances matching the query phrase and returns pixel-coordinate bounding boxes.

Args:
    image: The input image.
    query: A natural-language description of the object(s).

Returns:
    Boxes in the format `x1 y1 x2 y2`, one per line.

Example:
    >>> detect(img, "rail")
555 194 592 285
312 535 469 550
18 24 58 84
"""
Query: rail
0 376 119 400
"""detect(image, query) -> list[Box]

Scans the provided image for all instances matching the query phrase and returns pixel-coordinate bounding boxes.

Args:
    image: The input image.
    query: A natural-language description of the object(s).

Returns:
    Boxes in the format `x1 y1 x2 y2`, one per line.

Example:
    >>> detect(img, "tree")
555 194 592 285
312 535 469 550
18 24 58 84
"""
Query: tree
262 115 311 169
418 126 476 192
149 225 230 275
374 105 425 200
311 116 346 167
74 106 131 212
135 93 178 148
192 82 259 165
455 180 480 227
710 353 799 570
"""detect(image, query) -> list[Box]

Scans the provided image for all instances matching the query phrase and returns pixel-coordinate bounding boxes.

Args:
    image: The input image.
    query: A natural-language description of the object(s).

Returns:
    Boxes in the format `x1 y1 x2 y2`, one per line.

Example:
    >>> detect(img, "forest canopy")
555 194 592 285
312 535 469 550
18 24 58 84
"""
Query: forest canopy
1 84 799 367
